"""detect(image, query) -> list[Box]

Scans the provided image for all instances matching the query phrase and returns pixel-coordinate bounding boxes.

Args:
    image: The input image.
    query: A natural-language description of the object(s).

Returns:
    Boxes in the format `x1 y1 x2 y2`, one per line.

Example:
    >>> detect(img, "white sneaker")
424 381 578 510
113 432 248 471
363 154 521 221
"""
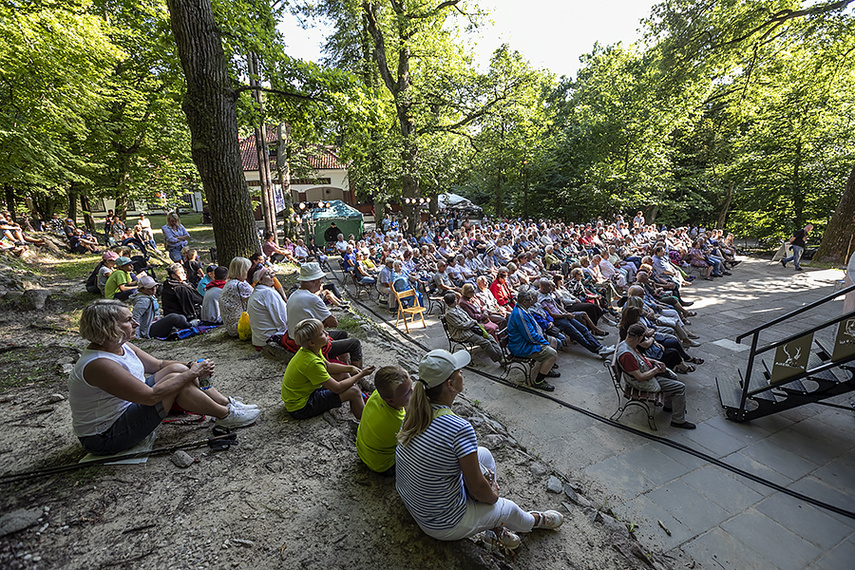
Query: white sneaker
483 527 521 551
531 510 564 530
216 404 260 428
229 396 259 410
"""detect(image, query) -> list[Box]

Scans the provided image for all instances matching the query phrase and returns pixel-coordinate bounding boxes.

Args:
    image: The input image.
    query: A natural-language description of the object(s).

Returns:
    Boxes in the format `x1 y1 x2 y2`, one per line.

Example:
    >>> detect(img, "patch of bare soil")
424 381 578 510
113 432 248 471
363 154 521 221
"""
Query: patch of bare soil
0 269 669 570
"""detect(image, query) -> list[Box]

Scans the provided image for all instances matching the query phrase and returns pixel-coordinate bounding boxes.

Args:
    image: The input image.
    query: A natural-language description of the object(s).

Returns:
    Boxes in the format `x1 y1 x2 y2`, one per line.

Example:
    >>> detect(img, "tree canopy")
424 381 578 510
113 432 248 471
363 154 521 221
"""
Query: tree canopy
2 0 853 261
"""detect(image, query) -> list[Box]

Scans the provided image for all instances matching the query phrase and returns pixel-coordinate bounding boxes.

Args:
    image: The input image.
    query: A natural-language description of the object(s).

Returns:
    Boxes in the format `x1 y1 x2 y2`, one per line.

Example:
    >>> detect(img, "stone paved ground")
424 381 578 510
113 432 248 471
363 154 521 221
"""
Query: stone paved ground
340 256 854 569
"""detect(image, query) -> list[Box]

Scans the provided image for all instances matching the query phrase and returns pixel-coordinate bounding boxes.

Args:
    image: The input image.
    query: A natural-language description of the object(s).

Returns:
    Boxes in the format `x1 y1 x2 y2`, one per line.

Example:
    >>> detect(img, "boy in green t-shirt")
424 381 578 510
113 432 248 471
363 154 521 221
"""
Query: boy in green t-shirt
281 318 375 420
104 256 143 301
356 366 413 475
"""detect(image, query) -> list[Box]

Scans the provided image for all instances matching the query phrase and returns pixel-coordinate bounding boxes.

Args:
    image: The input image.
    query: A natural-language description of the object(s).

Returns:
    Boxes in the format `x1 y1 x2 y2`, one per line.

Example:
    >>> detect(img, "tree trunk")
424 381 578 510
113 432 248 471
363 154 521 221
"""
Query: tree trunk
648 205 659 224
4 184 15 217
166 0 259 267
429 194 438 217
276 123 294 239
68 184 79 223
814 162 855 265
716 183 733 230
113 193 128 221
79 192 96 231
400 110 420 234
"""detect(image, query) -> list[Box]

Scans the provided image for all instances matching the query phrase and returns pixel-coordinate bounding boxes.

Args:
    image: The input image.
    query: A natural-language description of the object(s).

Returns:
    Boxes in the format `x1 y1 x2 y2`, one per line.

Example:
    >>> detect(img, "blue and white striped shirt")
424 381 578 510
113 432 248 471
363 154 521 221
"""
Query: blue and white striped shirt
395 406 478 531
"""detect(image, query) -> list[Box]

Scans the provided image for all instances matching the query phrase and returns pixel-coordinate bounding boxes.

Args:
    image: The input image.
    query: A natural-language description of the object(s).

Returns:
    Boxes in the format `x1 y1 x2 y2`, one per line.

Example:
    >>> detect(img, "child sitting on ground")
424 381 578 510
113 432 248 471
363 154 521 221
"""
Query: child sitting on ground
197 263 218 296
200 265 227 324
281 318 375 420
104 256 144 301
97 251 118 296
356 366 413 475
181 247 204 289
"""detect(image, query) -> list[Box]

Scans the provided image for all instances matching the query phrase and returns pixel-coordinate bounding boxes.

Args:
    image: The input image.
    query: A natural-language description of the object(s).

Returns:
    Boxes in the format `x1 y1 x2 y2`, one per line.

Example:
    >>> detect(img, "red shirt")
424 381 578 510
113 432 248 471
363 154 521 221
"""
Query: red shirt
619 349 651 373
489 279 514 307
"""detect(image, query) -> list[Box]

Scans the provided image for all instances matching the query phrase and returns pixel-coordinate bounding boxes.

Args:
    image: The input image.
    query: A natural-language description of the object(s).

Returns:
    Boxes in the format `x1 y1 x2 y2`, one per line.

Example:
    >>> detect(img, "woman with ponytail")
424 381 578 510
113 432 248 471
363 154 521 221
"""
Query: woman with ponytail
395 349 564 551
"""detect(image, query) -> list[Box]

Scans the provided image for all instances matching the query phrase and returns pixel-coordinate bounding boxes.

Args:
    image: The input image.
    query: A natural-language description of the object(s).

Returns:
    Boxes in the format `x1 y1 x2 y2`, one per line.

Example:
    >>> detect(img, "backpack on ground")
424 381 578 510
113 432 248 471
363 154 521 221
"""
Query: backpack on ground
85 261 105 295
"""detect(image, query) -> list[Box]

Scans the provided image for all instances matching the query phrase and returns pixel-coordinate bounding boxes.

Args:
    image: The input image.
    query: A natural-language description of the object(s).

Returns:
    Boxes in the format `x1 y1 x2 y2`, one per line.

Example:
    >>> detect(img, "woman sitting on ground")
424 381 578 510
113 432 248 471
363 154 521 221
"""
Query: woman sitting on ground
0 211 44 246
161 262 203 322
219 257 254 337
68 300 259 456
395 349 563 551
132 276 192 338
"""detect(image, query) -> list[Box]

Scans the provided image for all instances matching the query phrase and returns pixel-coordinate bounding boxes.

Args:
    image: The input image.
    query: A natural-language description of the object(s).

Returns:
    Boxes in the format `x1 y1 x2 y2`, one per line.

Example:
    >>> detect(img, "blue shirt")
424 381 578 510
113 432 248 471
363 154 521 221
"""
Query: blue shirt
507 304 548 357
197 275 211 297
161 224 188 252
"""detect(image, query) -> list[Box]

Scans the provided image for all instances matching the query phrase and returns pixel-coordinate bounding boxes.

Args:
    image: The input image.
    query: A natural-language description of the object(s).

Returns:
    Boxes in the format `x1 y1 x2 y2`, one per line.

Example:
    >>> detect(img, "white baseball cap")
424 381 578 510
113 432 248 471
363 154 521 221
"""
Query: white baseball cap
418 349 471 388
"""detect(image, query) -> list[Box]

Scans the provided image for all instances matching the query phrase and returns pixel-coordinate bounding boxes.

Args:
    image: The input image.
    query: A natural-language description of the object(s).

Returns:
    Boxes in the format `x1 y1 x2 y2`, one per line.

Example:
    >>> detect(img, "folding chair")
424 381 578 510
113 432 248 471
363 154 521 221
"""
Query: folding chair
439 314 476 353
393 288 427 334
338 259 374 300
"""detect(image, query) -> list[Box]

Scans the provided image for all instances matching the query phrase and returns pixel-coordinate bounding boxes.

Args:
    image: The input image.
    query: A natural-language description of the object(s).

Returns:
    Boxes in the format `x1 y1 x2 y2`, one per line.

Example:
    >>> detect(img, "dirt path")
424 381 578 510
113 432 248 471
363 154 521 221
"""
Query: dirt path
0 257 669 570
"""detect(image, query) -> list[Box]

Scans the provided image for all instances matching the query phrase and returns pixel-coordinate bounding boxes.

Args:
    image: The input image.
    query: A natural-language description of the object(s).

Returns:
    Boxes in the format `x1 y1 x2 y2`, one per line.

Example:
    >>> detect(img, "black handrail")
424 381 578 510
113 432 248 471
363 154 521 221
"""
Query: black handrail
736 281 855 343
751 309 855 356
747 353 855 396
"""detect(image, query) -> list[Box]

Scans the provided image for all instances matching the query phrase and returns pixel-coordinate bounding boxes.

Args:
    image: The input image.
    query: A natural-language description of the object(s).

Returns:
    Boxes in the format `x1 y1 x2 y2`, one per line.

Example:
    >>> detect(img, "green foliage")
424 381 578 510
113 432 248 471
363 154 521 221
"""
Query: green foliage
0 1 120 189
3 0 854 252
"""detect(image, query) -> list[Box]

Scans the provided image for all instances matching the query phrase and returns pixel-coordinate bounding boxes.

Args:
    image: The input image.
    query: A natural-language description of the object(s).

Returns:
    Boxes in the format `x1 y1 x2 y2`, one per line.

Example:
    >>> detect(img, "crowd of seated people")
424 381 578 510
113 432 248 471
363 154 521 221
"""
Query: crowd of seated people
334 212 734 331
323 212 741 428
66 208 743 557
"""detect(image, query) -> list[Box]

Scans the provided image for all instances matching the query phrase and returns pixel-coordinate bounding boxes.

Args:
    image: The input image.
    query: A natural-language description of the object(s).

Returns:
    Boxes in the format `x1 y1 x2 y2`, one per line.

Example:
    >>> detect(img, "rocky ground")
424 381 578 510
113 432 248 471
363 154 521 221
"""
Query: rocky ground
0 249 675 570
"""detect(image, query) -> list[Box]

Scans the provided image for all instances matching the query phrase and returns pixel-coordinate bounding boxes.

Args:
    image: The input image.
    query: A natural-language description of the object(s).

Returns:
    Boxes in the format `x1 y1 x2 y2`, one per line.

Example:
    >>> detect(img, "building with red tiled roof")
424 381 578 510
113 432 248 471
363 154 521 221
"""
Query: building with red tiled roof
239 131 353 211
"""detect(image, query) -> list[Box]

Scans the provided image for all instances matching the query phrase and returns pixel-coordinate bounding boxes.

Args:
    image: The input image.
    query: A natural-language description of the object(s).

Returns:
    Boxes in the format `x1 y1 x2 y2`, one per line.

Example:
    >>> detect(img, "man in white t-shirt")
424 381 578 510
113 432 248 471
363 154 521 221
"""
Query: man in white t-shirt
246 267 288 347
282 263 363 367
293 238 309 261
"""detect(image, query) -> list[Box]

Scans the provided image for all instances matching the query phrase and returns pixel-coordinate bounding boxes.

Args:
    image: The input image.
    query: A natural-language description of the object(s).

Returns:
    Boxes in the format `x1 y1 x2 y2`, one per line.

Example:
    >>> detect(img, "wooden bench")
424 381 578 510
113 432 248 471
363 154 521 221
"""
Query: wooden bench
604 353 664 430
497 328 541 386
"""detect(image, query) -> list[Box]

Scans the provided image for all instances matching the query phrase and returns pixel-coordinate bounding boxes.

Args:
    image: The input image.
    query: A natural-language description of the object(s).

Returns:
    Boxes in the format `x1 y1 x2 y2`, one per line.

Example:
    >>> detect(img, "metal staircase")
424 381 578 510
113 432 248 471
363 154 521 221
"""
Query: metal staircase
716 282 855 422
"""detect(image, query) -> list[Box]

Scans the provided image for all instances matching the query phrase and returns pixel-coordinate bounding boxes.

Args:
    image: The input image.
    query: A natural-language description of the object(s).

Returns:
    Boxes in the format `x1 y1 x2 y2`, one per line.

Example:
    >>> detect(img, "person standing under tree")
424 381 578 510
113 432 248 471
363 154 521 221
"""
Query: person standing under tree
781 223 813 271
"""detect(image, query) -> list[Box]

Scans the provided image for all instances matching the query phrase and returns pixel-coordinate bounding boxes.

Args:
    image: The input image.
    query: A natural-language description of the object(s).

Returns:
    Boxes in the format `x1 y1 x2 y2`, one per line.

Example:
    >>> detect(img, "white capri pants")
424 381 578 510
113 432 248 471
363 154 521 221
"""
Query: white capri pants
424 447 535 541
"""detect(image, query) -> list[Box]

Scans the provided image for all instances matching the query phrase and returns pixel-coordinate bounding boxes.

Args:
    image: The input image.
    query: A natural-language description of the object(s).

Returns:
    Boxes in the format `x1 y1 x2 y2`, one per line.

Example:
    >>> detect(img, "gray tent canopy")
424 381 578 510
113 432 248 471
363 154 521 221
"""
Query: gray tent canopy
306 200 364 245
437 192 482 213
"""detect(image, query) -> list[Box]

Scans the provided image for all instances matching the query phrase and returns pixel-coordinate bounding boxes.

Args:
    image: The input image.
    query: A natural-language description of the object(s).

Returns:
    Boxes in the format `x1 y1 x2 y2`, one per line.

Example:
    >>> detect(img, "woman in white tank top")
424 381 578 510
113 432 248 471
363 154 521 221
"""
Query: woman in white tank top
68 300 261 455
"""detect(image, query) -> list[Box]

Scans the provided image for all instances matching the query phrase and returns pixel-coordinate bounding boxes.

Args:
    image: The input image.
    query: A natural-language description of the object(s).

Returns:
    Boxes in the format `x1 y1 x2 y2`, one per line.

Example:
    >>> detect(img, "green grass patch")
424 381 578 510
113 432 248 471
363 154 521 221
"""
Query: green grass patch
336 314 365 336
0 346 75 393
50 254 102 280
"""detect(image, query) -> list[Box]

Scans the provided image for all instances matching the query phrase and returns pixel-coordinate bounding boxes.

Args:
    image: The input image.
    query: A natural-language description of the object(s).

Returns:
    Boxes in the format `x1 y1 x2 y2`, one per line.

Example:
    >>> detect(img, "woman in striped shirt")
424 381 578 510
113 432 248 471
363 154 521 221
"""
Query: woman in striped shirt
395 349 563 551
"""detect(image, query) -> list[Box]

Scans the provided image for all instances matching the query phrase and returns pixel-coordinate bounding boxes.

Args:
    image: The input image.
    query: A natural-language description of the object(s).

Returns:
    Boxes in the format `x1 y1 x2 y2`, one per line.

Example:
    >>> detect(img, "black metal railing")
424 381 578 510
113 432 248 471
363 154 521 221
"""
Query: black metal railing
733 282 855 413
